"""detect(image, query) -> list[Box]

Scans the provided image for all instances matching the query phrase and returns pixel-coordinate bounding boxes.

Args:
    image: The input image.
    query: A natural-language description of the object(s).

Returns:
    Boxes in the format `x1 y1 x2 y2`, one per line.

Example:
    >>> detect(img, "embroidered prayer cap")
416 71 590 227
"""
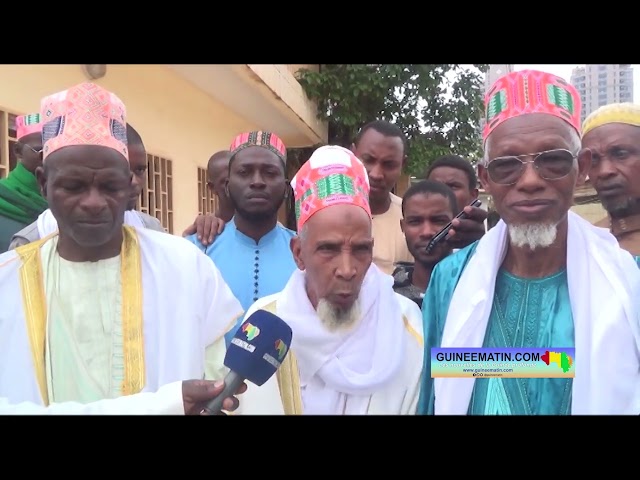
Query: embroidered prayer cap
582 102 640 137
290 145 371 231
40 82 128 162
483 69 581 144
229 130 287 165
15 113 42 140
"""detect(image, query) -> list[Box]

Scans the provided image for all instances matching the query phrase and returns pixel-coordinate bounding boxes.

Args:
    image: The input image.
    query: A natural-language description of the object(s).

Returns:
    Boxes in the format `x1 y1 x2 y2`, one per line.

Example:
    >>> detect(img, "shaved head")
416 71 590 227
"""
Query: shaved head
206 150 234 221
207 150 232 182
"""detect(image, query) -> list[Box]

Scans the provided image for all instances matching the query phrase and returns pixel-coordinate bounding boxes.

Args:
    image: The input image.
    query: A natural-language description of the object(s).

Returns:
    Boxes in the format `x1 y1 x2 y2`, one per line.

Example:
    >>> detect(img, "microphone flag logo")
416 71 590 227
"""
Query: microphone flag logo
242 322 261 341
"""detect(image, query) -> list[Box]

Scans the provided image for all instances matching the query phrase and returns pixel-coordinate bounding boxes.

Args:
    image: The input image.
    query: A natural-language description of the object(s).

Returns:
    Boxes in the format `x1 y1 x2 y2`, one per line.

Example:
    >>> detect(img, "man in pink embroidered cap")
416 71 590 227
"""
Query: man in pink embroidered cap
0 82 246 414
233 145 424 415
418 69 640 415
185 130 298 347
8 122 166 251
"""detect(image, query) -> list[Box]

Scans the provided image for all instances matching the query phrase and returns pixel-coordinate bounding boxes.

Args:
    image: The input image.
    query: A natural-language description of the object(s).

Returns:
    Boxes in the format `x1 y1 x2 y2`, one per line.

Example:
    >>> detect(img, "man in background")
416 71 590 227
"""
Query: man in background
207 150 235 222
182 150 234 244
426 154 479 211
0 114 48 251
186 131 297 346
351 120 486 275
393 180 457 308
582 102 640 264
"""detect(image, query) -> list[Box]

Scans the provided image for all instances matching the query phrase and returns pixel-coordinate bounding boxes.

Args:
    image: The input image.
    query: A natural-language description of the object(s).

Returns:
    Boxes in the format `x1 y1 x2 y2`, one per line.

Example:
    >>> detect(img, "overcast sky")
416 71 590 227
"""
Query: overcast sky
513 64 639 98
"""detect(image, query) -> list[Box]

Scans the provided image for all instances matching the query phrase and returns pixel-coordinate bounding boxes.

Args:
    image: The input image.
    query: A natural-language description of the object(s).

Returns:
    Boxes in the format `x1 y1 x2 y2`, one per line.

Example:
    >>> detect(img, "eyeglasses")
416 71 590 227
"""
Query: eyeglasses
22 143 43 156
485 148 578 186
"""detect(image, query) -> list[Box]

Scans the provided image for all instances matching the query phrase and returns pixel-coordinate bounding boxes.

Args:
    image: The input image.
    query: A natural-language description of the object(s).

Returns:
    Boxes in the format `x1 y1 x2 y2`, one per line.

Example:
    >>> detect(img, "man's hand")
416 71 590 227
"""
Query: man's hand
182 214 226 246
182 379 248 415
445 205 488 249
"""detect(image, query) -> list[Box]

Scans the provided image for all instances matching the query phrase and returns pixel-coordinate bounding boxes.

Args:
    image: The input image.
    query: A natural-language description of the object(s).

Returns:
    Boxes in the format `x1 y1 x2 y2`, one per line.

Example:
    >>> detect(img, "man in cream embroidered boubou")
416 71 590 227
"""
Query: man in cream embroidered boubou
235 145 424 415
0 83 243 414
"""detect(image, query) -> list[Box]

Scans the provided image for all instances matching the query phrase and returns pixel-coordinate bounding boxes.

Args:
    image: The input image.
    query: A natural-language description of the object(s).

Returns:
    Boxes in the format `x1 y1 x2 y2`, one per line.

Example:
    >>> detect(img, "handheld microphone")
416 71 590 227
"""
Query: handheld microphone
202 309 293 415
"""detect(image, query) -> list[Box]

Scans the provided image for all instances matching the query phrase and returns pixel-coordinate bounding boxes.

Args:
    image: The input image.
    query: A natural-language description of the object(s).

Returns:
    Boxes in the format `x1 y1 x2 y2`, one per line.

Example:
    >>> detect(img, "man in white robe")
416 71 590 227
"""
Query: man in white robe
235 146 424 415
0 83 244 414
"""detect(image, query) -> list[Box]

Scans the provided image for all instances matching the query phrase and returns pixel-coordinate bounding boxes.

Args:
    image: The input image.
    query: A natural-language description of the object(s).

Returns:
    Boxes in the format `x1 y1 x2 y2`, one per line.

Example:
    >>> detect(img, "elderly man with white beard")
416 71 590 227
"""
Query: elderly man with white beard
417 69 640 416
232 145 424 415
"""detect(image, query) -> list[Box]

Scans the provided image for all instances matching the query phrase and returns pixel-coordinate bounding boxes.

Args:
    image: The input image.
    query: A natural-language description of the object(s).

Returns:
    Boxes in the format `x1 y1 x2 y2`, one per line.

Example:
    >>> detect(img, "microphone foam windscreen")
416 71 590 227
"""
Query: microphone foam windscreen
225 309 293 386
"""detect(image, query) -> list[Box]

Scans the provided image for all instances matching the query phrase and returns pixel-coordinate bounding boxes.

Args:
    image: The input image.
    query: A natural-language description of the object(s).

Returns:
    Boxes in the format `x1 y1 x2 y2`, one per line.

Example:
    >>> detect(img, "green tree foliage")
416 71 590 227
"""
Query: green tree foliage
293 64 488 177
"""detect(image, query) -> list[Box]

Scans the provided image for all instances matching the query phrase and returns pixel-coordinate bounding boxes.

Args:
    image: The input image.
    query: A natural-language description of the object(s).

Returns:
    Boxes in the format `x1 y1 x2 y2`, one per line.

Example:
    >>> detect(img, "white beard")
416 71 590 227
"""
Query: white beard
508 223 558 250
316 298 361 333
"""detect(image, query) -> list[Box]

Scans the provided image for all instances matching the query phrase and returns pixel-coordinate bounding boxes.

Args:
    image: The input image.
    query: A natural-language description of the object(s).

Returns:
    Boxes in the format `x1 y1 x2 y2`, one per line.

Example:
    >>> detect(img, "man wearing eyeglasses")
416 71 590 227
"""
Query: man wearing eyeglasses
582 103 640 266
0 114 48 252
418 69 640 415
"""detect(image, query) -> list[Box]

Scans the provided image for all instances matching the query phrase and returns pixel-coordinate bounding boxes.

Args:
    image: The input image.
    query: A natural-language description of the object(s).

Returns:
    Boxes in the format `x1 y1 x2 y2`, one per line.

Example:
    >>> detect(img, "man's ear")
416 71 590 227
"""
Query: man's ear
400 218 405 234
224 178 230 197
576 147 592 186
35 166 47 197
290 236 305 271
477 164 491 195
13 142 23 157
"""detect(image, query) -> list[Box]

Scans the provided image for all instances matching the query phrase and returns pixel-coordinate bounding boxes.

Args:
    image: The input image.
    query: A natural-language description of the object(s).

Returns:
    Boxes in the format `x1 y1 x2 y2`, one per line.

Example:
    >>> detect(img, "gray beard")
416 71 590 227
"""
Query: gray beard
603 196 640 219
508 223 558 250
316 298 361 333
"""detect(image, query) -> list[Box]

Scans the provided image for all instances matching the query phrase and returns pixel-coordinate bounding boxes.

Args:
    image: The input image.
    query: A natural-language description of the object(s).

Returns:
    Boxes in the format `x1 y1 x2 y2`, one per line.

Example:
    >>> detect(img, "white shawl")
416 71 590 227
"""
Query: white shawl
435 211 640 415
276 263 407 414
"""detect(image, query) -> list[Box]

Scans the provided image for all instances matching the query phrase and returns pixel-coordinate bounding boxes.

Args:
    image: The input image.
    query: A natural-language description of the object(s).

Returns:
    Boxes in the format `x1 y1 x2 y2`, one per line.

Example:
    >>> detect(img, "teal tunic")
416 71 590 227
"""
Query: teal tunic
418 242 575 415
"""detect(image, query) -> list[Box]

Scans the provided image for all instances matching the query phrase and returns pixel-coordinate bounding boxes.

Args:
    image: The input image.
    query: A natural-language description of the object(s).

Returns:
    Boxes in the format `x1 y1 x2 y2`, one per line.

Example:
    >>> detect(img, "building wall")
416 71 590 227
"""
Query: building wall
571 203 606 224
570 64 634 123
0 64 312 234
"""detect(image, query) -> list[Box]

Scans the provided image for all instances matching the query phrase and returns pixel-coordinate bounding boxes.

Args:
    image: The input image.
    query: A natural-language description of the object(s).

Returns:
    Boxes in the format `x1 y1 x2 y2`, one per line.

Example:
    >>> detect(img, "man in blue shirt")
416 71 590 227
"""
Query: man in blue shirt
187 131 297 344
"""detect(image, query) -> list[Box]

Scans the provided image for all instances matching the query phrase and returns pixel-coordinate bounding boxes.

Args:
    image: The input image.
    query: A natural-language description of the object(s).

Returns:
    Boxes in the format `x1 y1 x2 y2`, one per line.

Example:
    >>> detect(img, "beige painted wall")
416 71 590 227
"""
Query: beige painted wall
0 64 262 233
571 202 607 224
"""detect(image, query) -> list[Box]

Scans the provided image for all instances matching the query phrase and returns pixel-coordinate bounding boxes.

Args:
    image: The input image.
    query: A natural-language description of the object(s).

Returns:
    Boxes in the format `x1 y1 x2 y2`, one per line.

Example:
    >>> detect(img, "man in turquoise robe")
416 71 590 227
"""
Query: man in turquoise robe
187 131 297 345
419 70 640 416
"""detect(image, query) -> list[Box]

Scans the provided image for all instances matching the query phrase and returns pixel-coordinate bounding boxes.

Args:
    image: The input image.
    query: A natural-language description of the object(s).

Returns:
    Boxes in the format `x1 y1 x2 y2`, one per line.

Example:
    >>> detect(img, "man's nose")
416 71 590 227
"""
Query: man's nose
250 171 266 187
336 251 357 280
419 221 441 240
80 187 109 213
515 161 546 191
592 156 618 180
368 164 384 181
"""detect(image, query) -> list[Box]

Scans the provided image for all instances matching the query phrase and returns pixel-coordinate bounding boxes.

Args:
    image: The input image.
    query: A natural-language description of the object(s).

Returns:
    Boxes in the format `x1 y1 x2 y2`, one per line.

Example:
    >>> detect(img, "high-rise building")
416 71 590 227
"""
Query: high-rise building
483 64 514 95
480 65 514 133
570 64 634 124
